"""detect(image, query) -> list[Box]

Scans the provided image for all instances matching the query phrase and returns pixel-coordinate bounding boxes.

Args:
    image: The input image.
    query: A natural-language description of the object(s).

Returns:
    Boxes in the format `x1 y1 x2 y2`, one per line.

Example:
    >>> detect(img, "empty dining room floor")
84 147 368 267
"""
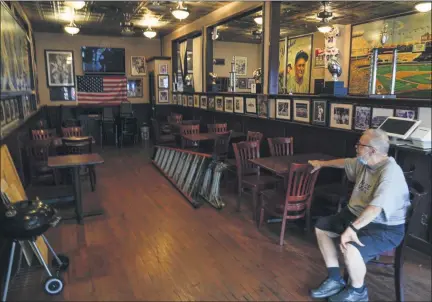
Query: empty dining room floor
8 146 431 301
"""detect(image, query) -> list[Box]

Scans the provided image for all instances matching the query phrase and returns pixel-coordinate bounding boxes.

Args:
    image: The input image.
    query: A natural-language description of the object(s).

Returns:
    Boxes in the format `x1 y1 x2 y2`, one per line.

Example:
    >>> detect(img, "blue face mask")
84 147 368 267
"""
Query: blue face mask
357 155 368 165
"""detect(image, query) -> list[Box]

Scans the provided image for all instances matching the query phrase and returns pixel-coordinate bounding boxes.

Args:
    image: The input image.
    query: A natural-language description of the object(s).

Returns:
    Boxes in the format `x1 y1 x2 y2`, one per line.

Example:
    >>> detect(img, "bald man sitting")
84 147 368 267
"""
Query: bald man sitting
308 129 410 302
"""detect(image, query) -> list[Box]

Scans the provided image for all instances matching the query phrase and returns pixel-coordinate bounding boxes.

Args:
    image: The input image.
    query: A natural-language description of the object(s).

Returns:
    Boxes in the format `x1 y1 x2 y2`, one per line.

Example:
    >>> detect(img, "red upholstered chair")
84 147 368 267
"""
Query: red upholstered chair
246 131 263 143
207 123 228 134
259 163 320 245
267 137 294 156
62 126 83 137
233 141 280 220
180 124 200 149
32 129 57 140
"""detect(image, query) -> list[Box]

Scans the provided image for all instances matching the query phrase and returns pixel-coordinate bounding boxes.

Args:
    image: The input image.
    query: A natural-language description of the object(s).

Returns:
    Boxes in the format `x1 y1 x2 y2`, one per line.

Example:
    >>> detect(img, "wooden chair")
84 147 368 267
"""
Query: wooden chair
246 131 263 143
151 118 175 146
169 113 182 124
212 131 232 161
343 181 428 302
27 140 59 185
31 129 57 140
267 137 294 156
62 137 96 191
180 124 200 149
259 163 321 245
207 123 228 134
100 107 117 147
233 141 280 220
62 126 83 137
181 119 201 125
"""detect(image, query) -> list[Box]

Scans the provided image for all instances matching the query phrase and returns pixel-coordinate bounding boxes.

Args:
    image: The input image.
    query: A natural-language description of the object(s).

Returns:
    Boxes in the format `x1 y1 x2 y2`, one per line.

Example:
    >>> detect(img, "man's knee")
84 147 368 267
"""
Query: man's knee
343 243 363 263
315 227 339 238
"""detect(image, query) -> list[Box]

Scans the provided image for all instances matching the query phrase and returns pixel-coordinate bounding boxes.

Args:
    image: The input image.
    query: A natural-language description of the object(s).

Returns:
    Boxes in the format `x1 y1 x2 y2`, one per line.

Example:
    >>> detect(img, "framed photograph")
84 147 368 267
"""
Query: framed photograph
234 56 247 76
215 96 224 111
224 97 234 113
245 97 257 114
200 96 208 109
312 100 327 125
0 102 5 126
330 103 353 130
194 94 200 108
158 75 169 89
234 96 244 114
177 94 182 105
247 79 255 89
159 63 168 75
208 97 215 111
257 95 269 118
187 95 193 107
158 90 169 103
395 108 416 120
127 78 143 98
130 56 147 76
276 99 291 120
286 35 312 94
237 78 247 89
4 99 11 123
186 51 193 73
45 50 75 87
10 98 17 120
172 94 178 105
371 108 394 128
182 95 188 107
49 87 76 101
293 99 310 123
354 106 371 131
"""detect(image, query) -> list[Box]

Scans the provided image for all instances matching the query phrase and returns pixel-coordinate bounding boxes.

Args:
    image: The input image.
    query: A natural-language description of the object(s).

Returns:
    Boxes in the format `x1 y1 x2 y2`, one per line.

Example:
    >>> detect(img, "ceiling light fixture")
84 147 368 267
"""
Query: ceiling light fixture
64 1 86 10
254 16 263 25
415 2 432 12
144 27 157 39
64 20 80 35
317 25 333 33
172 1 189 20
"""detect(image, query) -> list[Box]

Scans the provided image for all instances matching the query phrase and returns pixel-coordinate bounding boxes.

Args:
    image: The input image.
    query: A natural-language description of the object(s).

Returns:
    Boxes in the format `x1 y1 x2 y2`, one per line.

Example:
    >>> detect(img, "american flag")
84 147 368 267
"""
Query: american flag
77 76 127 103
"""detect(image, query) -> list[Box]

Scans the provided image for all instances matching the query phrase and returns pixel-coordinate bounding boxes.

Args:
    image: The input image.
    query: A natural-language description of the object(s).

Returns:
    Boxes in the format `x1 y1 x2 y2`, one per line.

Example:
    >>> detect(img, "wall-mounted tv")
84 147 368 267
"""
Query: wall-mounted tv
81 47 125 74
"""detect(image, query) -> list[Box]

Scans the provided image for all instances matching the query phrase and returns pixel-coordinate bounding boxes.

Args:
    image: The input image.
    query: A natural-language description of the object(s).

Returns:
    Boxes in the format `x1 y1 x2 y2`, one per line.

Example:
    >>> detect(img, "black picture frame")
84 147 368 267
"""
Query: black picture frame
275 98 291 120
354 105 372 131
257 94 269 118
44 49 75 87
127 78 143 98
49 87 76 101
208 96 215 111
158 90 169 103
245 97 257 115
237 78 247 89
158 75 169 89
312 100 327 126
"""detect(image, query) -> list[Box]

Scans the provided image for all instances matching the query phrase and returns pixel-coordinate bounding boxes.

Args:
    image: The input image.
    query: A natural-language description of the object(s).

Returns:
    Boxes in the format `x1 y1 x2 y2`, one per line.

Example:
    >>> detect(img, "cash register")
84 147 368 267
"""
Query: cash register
378 117 431 149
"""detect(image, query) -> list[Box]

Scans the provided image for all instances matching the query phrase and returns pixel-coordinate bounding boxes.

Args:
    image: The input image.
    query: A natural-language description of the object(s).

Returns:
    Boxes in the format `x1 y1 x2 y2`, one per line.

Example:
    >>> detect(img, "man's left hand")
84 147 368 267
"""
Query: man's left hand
340 227 364 252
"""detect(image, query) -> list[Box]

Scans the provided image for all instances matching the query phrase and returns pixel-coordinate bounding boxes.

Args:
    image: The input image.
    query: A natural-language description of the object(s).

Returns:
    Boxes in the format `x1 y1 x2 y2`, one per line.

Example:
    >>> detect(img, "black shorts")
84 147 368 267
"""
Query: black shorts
315 207 405 263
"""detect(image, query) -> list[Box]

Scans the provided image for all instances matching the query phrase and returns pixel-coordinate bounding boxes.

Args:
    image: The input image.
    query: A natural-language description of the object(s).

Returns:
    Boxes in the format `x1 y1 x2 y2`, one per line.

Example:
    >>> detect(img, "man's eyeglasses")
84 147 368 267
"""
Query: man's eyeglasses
355 143 374 149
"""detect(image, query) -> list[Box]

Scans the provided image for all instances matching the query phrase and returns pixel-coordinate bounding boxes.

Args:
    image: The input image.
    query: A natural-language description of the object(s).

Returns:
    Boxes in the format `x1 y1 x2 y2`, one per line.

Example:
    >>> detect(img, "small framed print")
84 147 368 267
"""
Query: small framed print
158 90 169 103
371 107 394 128
245 97 257 114
159 63 168 74
224 97 234 113
182 95 188 106
45 50 75 87
237 78 247 89
276 98 291 120
247 78 255 89
172 94 178 105
312 100 327 126
330 103 353 130
0 102 5 126
131 56 147 76
158 75 169 89
194 94 200 108
354 106 371 131
127 78 143 98
208 97 215 111
293 99 310 123
200 96 208 109
395 108 416 120
187 95 193 107
4 99 12 123
234 96 244 114
215 96 224 111
257 95 269 118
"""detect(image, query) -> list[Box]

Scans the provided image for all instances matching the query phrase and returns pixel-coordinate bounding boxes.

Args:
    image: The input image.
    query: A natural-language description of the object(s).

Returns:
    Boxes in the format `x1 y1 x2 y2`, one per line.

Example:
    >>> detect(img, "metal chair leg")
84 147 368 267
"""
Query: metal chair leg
2 241 16 302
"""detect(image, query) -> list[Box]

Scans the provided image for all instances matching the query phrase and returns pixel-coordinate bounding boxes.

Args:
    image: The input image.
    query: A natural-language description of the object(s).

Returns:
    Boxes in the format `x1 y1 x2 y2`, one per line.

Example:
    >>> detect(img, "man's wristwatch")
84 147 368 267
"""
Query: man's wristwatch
348 222 359 233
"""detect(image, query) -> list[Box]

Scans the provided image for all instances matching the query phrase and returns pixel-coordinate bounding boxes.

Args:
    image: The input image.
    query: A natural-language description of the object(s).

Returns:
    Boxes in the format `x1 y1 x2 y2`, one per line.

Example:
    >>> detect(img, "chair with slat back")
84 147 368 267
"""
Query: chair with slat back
171 113 183 123
151 118 175 146
27 140 59 185
62 137 96 191
182 119 201 125
212 131 232 161
233 141 280 220
208 123 228 134
180 124 200 149
120 100 133 117
259 163 321 245
100 107 118 147
62 127 83 137
32 129 57 140
247 131 263 143
268 137 294 156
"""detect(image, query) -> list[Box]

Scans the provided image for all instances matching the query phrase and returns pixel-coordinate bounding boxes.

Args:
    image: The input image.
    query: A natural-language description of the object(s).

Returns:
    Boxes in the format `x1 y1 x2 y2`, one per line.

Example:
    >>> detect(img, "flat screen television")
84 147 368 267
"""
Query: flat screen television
81 47 125 74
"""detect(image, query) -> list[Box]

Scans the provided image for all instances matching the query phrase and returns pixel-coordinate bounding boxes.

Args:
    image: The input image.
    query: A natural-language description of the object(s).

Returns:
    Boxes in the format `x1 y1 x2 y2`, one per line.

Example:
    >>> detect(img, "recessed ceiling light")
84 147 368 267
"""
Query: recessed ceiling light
415 2 431 12
254 16 263 25
172 1 189 20
64 1 86 10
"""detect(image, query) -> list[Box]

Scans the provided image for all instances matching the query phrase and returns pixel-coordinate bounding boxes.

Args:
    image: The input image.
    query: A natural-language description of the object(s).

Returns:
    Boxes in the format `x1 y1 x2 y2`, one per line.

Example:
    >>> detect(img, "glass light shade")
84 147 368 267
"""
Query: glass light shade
144 29 157 39
64 24 80 35
415 2 431 12
172 8 189 20
254 16 263 25
317 25 332 33
65 1 85 10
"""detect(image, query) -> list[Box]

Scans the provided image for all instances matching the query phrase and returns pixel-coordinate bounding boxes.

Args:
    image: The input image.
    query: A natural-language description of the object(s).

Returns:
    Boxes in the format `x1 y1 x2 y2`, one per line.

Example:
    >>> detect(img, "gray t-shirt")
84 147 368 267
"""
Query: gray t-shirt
344 157 410 226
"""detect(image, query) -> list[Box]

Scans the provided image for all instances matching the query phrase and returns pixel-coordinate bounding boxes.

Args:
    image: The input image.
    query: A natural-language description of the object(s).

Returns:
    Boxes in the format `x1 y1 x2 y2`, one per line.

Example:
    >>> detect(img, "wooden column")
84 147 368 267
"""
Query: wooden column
264 1 281 94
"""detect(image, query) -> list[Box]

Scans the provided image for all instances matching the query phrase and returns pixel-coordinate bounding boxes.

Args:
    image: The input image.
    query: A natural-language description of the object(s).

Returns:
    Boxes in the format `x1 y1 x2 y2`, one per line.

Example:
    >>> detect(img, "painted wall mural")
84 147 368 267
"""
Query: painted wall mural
349 11 431 99
0 3 31 94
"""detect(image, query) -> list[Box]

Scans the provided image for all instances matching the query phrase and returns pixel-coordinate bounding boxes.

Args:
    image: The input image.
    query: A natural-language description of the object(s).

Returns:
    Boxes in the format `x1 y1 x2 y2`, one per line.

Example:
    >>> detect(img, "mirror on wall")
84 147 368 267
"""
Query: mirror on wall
207 7 263 93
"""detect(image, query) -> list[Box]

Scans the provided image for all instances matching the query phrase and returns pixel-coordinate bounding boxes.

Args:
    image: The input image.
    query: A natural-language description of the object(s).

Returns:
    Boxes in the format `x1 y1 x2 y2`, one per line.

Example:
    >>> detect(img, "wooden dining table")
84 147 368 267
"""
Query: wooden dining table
51 136 96 147
181 131 245 142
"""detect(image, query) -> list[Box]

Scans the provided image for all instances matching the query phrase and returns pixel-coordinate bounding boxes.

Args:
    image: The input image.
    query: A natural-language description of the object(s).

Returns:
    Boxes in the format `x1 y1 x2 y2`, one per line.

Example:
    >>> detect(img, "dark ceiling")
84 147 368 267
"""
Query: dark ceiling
20 1 227 38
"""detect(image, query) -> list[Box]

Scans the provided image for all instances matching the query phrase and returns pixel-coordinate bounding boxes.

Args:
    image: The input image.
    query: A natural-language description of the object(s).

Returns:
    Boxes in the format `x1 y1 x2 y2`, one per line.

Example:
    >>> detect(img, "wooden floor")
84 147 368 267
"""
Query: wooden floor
8 146 431 301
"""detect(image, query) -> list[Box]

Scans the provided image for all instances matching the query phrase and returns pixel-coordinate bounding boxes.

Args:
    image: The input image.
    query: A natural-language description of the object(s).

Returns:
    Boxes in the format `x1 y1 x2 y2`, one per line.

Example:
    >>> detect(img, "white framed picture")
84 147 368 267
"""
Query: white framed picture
215 96 224 111
182 95 187 107
187 95 193 107
354 106 371 131
130 56 147 76
234 96 244 113
172 94 178 105
330 103 353 130
234 56 247 76
45 50 75 87
200 96 208 109
293 99 310 123
276 99 291 120
395 109 416 120
371 108 394 128
208 97 215 111
312 100 327 125
158 90 169 103
159 63 168 75
224 97 234 113
257 95 268 118
245 97 257 114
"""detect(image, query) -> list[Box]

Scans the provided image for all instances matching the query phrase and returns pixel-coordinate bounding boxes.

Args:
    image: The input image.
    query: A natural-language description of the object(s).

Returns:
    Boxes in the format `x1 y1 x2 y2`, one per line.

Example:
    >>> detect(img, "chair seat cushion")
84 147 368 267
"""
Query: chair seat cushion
241 175 280 188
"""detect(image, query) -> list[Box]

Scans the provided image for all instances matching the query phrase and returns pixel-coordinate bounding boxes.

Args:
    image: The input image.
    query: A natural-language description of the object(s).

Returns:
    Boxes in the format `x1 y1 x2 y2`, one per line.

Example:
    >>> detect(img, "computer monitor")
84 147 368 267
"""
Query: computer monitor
378 117 421 140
